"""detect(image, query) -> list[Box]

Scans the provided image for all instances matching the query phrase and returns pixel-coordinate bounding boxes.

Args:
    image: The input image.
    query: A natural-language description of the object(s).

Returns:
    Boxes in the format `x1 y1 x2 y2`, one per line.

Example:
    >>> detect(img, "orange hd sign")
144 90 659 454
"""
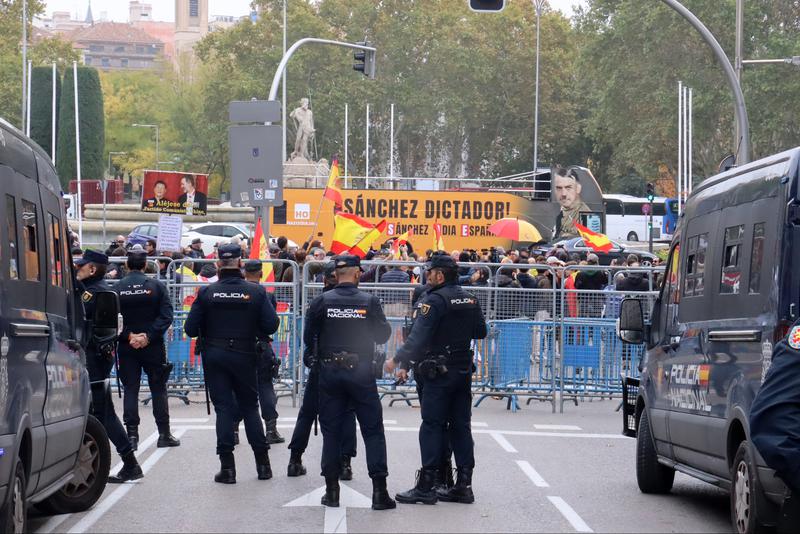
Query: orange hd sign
275 189 551 252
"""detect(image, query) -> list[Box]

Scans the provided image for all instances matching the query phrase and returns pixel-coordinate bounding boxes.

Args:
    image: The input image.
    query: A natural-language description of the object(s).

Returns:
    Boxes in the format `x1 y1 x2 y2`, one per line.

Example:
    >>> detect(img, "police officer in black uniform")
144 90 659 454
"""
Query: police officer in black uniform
115 248 179 450
288 261 358 479
750 321 800 531
75 249 143 483
184 243 280 483
303 255 395 510
389 253 487 505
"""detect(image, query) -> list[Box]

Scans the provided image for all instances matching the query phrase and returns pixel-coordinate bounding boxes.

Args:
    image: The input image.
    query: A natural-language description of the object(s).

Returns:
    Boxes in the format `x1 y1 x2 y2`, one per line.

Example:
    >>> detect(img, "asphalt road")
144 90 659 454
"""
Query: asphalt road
29 393 732 533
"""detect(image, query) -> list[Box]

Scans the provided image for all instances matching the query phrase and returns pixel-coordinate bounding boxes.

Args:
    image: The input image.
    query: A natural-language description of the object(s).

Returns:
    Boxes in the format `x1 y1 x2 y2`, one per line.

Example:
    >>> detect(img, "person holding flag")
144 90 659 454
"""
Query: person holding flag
433 220 446 252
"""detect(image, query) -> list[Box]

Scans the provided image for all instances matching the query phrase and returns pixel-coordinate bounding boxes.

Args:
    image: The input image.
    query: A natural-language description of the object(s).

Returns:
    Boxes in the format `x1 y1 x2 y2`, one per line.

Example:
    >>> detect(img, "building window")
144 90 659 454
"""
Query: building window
720 224 745 295
683 233 707 297
121 58 129 68
89 44 104 52
115 45 125 53
749 223 766 294
136 46 145 54
85 56 92 65
101 57 110 68
189 0 199 17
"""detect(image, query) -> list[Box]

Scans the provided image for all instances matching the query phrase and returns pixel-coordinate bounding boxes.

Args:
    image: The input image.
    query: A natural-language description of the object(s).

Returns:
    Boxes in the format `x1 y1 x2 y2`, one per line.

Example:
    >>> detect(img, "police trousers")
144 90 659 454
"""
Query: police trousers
288 368 357 457
751 350 800 493
419 366 474 470
318 360 387 479
118 344 170 429
415 372 453 468
233 350 279 424
87 352 132 456
204 347 268 455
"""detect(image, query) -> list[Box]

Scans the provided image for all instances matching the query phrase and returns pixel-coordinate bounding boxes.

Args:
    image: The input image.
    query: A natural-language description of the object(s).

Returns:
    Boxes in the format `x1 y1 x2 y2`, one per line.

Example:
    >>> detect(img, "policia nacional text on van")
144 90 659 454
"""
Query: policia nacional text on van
617 147 800 533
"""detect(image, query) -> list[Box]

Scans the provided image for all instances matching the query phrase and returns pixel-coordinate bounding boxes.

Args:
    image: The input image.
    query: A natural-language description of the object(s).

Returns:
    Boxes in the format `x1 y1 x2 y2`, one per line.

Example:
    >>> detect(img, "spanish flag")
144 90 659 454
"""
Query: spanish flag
250 217 276 289
433 220 445 251
323 158 343 211
350 220 387 258
574 223 613 253
392 228 413 259
331 212 378 254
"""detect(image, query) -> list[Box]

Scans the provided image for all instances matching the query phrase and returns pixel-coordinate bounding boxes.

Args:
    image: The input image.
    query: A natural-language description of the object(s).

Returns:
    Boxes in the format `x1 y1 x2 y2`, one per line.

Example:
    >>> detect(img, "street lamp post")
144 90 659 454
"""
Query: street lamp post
532 0 545 177
132 123 160 170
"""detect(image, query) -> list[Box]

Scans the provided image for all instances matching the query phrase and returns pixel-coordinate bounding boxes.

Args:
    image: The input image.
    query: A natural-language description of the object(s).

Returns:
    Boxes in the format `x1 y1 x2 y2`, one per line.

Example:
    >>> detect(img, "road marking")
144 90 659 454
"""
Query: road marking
516 460 549 487
169 418 209 423
547 496 593 533
472 421 489 427
66 429 187 534
489 432 517 453
533 424 581 431
284 482 372 534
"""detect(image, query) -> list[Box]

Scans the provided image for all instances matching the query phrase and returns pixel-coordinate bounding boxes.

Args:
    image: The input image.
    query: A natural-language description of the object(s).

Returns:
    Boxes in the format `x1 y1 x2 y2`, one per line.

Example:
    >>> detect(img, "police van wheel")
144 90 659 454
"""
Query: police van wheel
37 416 111 515
0 459 27 534
636 409 674 494
731 441 774 534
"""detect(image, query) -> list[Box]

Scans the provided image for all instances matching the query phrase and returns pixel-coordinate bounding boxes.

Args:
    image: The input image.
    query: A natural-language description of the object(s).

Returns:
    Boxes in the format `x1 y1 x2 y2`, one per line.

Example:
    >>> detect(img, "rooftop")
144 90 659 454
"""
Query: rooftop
68 21 163 45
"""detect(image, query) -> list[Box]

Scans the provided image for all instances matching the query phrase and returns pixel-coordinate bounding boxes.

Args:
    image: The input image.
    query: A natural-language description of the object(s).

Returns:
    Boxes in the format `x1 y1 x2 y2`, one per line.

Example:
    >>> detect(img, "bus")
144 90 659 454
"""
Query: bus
603 194 678 242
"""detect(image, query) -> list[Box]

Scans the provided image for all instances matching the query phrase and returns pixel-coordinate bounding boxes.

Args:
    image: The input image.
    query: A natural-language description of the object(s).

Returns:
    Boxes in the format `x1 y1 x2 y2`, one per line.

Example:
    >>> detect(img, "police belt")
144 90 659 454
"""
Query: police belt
320 351 362 369
204 337 258 354
427 348 473 366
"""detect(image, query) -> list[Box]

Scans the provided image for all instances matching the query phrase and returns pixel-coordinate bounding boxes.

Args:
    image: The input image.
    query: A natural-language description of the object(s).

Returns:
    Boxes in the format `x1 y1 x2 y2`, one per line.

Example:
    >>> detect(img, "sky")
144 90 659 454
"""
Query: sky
41 1 586 23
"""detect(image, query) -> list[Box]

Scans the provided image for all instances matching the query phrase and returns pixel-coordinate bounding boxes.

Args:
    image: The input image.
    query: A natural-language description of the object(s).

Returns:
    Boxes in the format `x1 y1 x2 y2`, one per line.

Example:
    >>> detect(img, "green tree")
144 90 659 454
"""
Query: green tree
57 67 105 186
0 0 45 128
28 66 60 156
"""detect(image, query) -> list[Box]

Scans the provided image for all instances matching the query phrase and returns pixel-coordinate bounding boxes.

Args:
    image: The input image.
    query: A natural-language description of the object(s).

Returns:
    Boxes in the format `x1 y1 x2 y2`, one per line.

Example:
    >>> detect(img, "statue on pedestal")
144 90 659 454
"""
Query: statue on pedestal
289 98 315 162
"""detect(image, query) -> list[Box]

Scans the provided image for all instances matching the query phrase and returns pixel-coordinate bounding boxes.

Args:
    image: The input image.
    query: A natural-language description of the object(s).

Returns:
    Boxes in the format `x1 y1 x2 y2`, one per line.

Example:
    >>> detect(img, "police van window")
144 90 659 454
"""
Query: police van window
683 233 707 297
6 195 19 279
720 224 745 295
48 213 63 287
748 222 765 294
22 199 40 281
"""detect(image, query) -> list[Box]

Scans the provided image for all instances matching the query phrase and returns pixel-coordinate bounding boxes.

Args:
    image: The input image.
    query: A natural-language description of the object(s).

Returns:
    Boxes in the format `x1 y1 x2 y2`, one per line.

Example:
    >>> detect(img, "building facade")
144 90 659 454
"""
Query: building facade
70 22 165 71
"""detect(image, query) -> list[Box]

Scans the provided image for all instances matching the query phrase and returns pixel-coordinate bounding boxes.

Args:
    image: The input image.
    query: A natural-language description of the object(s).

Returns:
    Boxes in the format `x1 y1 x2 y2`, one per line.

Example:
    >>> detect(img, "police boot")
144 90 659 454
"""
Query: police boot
371 477 397 510
437 467 475 504
264 418 285 444
126 425 139 452
321 476 340 508
395 468 438 505
778 491 800 534
108 451 144 484
214 453 236 484
255 450 273 480
287 449 307 477
339 455 353 481
433 460 454 492
157 425 181 448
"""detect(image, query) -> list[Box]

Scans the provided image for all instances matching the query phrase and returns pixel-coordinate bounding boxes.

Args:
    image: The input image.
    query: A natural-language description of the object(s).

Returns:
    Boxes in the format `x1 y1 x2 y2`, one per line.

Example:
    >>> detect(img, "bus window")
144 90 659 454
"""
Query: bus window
605 200 623 216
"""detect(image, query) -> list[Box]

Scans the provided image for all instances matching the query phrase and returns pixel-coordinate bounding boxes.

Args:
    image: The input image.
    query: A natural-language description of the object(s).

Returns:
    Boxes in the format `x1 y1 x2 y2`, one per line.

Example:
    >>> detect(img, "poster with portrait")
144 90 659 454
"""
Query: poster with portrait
140 170 209 216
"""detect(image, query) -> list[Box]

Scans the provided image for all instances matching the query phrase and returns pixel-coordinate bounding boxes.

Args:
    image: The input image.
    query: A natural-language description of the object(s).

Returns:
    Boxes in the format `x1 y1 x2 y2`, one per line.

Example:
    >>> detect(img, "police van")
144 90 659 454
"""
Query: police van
0 119 112 531
617 147 800 533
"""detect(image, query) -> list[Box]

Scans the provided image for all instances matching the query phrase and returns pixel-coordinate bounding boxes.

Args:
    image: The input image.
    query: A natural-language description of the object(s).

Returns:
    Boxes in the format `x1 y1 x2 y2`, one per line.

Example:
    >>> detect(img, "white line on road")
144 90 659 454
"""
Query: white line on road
66 429 187 534
324 506 347 534
472 422 489 427
547 496 593 533
515 460 549 487
169 418 209 423
533 424 581 431
489 432 517 453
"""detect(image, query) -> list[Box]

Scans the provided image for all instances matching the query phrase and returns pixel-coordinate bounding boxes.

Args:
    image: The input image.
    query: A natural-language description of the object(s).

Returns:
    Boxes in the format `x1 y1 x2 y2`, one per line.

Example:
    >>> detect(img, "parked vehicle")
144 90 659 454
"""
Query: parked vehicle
126 223 159 248
0 118 111 531
604 194 677 242
617 147 800 533
533 237 658 265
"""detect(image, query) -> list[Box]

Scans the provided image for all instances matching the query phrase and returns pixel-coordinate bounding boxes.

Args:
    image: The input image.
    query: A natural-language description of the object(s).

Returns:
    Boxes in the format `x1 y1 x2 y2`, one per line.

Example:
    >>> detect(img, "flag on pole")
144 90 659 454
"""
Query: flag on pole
392 228 413 259
433 220 445 251
350 219 387 258
331 212 377 254
574 223 613 253
323 158 343 211
250 217 276 287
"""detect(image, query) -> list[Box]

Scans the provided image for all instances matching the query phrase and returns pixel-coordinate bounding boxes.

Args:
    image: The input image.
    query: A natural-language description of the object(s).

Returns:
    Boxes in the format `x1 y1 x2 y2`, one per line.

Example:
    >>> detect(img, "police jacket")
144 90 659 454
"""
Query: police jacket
303 282 391 359
183 269 280 351
115 270 173 354
79 275 113 355
395 281 487 370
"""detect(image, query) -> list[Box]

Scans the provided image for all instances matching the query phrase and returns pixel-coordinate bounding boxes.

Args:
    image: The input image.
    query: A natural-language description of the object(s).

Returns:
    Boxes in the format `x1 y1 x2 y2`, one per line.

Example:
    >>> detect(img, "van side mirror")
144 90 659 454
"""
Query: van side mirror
92 291 120 332
617 298 645 344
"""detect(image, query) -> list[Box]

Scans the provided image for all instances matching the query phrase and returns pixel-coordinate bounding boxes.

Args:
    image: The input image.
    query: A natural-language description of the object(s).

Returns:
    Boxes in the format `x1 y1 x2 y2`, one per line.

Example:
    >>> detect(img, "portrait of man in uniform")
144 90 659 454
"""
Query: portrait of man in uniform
553 168 591 238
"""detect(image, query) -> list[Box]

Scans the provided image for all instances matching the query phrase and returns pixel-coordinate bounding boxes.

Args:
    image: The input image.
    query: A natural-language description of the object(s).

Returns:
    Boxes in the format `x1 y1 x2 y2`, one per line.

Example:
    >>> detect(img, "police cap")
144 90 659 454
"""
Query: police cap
218 243 242 260
426 253 457 271
244 259 263 273
324 261 336 278
334 254 361 269
75 249 108 266
127 248 147 262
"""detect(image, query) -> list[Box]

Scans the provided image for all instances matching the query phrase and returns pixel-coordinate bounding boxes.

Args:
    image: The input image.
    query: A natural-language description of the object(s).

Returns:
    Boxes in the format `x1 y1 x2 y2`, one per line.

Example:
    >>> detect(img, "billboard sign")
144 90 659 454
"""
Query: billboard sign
141 170 209 216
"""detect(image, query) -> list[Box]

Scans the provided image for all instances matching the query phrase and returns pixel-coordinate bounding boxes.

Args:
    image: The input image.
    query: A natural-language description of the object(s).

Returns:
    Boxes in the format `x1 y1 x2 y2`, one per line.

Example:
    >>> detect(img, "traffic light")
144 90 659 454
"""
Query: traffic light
353 41 376 79
646 182 655 203
469 0 505 11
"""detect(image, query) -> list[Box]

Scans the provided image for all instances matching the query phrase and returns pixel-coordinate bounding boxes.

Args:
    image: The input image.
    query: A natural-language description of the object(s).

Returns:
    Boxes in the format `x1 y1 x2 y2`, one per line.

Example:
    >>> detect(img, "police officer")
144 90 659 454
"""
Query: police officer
750 321 800 531
288 261 358 479
303 255 395 510
75 249 143 483
115 248 180 450
388 253 487 505
184 243 280 483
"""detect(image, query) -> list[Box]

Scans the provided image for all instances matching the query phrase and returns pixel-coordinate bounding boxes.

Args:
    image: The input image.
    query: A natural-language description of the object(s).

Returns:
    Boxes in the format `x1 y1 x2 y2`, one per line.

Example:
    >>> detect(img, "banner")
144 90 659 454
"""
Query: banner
156 214 184 252
141 170 209 216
